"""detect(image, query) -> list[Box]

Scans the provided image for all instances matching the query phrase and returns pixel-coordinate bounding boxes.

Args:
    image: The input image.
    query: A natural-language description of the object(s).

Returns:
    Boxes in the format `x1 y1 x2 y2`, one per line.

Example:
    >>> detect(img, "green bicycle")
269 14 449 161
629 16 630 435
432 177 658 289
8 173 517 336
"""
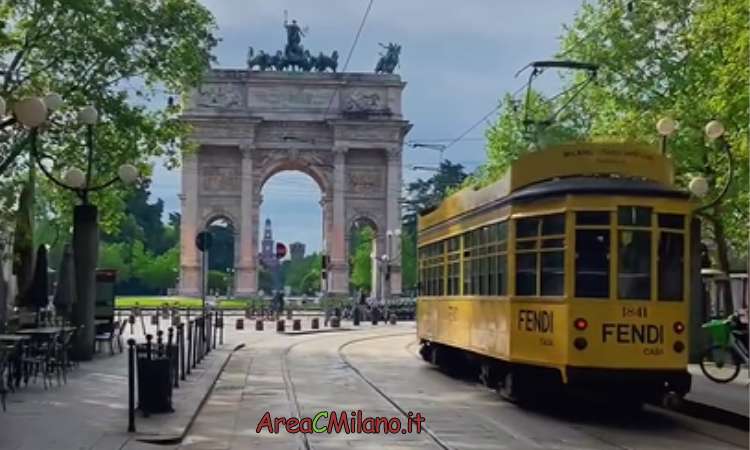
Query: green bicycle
700 313 749 383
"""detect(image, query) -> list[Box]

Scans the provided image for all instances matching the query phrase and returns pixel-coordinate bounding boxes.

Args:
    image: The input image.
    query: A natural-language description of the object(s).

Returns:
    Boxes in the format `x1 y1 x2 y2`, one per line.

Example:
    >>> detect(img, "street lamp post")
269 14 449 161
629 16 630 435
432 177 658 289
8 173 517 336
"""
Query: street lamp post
658 117 735 362
11 95 138 360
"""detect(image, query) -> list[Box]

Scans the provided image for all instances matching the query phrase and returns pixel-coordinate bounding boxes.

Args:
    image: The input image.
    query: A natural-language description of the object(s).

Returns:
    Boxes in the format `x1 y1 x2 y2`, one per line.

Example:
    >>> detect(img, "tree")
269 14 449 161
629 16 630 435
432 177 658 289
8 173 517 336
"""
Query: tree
558 0 749 270
135 245 179 293
402 160 468 228
0 0 217 235
400 161 468 292
400 227 418 291
350 227 374 292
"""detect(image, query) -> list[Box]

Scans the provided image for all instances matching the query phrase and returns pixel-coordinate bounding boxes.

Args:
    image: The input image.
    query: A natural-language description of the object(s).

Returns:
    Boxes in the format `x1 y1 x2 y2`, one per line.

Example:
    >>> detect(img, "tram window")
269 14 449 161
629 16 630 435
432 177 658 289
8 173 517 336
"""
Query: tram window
488 256 497 294
658 214 685 230
517 240 537 250
542 214 565 235
542 238 564 248
517 218 540 238
541 252 564 296
618 206 652 227
658 232 684 301
497 255 507 295
576 211 610 226
497 222 508 242
575 229 610 298
618 230 651 300
516 253 537 296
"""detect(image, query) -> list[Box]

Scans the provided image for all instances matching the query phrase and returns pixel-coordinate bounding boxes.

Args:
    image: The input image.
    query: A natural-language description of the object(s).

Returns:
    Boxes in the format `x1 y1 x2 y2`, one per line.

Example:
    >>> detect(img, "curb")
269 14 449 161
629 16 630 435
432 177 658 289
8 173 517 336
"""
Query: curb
280 327 353 336
135 343 246 444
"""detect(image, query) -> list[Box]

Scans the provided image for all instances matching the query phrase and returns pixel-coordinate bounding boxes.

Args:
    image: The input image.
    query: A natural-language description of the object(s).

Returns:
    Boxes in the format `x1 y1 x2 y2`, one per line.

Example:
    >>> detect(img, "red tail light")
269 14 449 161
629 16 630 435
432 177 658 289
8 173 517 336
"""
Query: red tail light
574 318 588 331
673 321 685 334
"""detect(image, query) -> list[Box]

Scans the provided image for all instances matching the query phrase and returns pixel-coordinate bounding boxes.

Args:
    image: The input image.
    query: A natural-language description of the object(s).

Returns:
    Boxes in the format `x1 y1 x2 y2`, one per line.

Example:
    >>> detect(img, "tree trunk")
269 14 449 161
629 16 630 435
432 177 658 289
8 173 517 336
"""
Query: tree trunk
706 205 734 314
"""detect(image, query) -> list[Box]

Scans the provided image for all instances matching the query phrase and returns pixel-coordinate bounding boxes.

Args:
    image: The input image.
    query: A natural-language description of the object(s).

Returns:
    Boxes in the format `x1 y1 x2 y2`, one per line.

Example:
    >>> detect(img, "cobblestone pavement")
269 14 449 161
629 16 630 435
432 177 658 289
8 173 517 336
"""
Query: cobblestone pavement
179 323 747 450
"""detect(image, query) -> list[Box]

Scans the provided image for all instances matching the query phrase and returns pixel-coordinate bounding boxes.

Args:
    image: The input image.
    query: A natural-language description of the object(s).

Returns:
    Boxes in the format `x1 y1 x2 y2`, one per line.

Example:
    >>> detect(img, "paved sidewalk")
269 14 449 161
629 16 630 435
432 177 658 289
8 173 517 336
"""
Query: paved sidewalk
686 364 748 417
0 322 239 450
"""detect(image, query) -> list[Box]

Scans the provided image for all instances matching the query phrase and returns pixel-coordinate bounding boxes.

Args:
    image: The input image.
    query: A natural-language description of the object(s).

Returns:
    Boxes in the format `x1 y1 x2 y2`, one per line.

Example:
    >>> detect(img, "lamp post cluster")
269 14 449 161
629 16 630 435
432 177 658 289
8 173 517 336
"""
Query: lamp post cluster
2 93 139 360
656 117 733 206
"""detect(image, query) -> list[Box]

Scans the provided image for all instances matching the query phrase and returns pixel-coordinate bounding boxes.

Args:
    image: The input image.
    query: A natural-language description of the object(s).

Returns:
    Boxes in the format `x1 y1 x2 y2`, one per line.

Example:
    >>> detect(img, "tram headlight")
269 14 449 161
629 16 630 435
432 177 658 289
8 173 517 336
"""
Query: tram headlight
673 321 685 334
573 318 588 331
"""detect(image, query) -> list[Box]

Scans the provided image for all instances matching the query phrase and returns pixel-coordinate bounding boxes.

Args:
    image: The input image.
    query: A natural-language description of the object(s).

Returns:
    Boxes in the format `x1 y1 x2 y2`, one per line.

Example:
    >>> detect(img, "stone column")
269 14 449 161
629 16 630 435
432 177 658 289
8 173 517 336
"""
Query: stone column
236 144 257 297
386 146 403 295
329 146 349 294
179 152 201 296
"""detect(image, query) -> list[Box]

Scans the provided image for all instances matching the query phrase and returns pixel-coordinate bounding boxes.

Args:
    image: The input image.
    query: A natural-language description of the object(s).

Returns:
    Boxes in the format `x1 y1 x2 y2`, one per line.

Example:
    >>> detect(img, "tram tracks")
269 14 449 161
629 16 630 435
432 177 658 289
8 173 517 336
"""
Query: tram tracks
281 338 313 450
337 332 453 450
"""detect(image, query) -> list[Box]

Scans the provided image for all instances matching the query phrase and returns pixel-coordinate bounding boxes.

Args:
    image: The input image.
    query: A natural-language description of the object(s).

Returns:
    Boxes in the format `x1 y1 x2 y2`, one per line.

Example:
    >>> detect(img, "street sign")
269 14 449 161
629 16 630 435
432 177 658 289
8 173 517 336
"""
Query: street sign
275 242 287 259
195 231 213 252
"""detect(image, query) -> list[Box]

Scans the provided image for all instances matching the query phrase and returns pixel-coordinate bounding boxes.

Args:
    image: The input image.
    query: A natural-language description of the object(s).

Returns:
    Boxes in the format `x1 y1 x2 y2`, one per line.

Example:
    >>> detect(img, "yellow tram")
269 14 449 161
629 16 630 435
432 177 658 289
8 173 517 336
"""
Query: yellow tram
417 143 695 403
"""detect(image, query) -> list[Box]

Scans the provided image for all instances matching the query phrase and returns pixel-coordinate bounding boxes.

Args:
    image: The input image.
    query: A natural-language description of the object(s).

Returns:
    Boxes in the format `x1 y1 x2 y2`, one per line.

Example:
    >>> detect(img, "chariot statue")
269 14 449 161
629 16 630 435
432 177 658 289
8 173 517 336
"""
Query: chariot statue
245 15 339 73
375 42 401 74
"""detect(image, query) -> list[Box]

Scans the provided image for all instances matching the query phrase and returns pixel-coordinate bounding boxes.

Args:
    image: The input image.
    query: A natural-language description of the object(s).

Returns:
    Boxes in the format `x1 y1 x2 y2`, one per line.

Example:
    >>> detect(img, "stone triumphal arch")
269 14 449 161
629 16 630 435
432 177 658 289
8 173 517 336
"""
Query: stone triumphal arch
178 70 410 297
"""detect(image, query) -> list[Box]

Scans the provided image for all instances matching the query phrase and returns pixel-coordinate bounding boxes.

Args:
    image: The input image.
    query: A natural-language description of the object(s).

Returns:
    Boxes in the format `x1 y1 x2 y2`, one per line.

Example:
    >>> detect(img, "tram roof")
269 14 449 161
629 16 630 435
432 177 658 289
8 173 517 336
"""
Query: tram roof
418 142 677 230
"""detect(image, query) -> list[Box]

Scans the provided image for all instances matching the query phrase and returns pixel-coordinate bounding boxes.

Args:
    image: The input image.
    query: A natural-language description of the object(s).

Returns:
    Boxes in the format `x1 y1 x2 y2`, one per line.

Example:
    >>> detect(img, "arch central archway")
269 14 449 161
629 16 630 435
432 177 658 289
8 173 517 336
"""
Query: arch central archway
256 169 324 295
178 70 410 298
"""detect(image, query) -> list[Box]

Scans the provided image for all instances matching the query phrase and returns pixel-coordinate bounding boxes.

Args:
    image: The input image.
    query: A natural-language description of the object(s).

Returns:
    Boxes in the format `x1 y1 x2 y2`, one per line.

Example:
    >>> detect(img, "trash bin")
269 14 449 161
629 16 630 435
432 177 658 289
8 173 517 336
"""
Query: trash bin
136 342 174 415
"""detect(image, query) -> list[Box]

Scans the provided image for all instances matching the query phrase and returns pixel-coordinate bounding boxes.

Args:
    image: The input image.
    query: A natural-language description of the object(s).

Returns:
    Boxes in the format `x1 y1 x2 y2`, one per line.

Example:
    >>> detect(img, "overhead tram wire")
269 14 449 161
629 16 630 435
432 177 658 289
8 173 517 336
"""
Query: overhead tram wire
324 0 376 117
443 103 502 151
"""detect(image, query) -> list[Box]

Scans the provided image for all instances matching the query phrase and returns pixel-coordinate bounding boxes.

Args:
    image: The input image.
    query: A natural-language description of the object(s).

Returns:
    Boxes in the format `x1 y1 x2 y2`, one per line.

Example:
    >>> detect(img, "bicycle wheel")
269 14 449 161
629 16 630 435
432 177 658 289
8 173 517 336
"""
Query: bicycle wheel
699 345 741 383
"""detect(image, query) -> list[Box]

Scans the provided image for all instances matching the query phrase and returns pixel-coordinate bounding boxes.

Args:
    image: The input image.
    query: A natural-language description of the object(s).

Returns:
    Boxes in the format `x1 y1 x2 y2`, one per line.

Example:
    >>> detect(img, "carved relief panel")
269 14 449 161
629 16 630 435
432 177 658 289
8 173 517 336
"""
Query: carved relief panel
194 83 244 109
200 166 241 193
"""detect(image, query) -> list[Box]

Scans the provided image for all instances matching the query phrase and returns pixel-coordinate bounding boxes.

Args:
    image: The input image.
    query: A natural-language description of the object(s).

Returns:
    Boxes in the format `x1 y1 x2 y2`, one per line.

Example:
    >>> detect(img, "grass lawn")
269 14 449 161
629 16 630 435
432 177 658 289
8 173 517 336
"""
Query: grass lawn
115 296 259 310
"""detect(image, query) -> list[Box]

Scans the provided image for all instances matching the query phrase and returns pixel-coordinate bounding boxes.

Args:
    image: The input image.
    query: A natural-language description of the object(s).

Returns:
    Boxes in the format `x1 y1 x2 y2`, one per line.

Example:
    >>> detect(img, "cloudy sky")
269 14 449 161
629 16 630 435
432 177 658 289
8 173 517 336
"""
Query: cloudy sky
150 0 584 252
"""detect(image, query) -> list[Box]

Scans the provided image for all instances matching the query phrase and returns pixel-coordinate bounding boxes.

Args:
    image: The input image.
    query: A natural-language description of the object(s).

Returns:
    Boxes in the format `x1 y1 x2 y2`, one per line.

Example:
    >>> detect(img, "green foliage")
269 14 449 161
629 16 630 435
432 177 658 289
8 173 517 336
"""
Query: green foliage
207 270 229 293
134 246 179 292
400 226 417 291
350 227 374 291
557 0 749 267
402 160 468 227
207 223 234 272
0 0 217 236
400 161 468 290
282 253 321 295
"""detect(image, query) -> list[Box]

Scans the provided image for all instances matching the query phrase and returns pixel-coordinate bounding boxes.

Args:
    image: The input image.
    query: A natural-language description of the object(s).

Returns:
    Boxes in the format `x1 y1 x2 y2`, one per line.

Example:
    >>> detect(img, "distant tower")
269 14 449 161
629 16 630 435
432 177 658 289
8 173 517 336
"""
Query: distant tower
290 242 306 261
262 218 274 259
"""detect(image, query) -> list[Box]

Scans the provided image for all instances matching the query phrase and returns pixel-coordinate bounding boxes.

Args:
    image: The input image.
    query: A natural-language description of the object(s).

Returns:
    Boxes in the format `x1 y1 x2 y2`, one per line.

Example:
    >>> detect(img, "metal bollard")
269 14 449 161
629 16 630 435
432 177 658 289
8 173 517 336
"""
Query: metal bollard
168 327 178 389
276 320 285 332
389 314 397 325
186 321 192 374
236 318 244 330
127 339 136 432
156 330 164 356
255 319 263 331
293 319 301 331
178 323 186 381
311 317 319 329
220 310 225 345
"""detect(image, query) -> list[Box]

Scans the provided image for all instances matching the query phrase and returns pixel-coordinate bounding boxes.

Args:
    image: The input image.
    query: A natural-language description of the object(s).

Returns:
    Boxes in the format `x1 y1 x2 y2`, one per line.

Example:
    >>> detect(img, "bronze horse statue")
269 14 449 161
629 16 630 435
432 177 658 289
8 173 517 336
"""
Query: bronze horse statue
375 43 401 74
